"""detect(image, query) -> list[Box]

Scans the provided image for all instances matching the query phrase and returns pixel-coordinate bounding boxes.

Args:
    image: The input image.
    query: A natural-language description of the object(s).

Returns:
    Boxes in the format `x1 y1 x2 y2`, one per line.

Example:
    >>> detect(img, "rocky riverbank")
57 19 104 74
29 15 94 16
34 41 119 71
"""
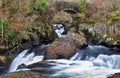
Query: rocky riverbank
0 0 120 77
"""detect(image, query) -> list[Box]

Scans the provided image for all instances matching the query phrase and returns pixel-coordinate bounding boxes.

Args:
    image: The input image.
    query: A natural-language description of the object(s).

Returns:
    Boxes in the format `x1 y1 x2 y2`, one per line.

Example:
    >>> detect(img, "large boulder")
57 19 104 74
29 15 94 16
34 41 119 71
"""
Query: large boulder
78 21 120 48
44 38 77 59
1 71 46 78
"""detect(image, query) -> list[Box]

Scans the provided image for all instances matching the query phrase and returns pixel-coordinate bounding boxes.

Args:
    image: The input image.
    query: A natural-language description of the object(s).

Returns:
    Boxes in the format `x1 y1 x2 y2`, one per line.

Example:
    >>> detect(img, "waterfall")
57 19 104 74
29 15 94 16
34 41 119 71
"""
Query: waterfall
9 51 44 72
9 50 28 72
53 24 66 38
93 54 120 69
8 45 120 78
9 44 50 72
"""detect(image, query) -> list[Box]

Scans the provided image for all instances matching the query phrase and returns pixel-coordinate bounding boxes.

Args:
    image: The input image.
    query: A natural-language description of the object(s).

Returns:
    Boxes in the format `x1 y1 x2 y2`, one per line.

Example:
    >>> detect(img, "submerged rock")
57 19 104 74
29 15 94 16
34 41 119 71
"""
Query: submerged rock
107 73 120 78
45 38 77 59
1 71 46 78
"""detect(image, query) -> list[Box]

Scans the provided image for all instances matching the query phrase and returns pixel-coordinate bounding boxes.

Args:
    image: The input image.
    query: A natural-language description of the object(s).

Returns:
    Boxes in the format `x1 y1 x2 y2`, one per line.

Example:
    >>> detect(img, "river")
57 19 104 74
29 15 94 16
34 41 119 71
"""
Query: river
8 44 120 78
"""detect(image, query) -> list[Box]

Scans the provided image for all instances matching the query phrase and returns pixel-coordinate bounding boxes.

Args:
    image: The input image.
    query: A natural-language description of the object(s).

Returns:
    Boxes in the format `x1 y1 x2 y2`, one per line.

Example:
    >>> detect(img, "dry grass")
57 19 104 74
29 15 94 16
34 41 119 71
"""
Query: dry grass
90 0 120 11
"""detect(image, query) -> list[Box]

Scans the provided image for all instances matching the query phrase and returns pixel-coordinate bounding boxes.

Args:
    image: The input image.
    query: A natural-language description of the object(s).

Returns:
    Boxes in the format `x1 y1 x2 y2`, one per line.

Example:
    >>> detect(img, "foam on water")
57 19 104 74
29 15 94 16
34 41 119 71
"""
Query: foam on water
9 45 120 78
93 54 120 69
47 59 120 78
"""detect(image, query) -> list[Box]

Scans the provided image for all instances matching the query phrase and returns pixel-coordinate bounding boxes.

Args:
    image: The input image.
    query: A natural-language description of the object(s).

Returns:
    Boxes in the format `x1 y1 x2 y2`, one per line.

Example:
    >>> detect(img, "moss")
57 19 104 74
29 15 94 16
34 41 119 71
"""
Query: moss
29 0 48 13
0 18 9 32
21 34 30 41
111 1 119 11
77 0 87 14
6 29 15 38
85 18 96 24
0 55 6 63
107 18 113 26
112 16 120 21
108 10 120 21
107 40 120 45
39 22 53 38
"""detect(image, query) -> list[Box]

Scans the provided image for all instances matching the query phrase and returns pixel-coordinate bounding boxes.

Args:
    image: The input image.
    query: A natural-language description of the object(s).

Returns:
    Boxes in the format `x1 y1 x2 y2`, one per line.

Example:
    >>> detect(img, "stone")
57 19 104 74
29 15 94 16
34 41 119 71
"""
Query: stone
44 38 77 59
78 22 120 48
53 10 73 28
107 73 120 78
86 3 97 17
67 28 87 48
1 71 46 78
0 56 6 63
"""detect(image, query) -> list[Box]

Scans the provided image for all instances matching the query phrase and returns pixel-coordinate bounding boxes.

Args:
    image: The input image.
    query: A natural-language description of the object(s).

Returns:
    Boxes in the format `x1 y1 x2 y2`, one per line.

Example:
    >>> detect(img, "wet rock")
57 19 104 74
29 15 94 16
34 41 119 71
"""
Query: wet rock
0 56 12 75
27 61 54 68
1 71 46 78
107 73 120 78
17 61 56 74
0 56 7 64
45 38 77 59
67 28 87 48
29 33 40 46
28 61 57 74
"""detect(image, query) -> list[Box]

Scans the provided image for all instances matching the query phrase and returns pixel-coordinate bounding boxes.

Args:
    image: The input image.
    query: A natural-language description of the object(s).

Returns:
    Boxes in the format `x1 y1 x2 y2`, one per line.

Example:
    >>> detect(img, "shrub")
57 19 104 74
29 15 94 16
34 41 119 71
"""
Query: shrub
6 29 15 38
0 18 11 39
77 0 87 14
0 18 9 32
112 1 119 11
0 18 15 41
29 0 48 13
107 18 113 26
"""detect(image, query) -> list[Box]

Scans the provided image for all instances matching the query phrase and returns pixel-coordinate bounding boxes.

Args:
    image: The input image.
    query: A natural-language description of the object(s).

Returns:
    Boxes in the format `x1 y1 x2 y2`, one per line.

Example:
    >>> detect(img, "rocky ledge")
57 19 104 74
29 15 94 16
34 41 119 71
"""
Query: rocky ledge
1 71 46 78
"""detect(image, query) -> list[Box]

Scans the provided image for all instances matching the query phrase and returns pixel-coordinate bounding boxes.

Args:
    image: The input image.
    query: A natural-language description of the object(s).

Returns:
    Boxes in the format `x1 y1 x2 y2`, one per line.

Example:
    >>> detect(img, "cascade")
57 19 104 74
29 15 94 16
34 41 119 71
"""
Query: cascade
8 45 120 78
53 24 66 38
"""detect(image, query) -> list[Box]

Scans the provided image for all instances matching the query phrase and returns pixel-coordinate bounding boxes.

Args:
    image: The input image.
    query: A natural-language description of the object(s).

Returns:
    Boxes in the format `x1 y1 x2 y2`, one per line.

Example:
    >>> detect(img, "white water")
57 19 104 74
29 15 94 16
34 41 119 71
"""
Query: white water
9 50 44 72
47 59 120 78
9 45 120 78
9 50 28 72
53 24 66 38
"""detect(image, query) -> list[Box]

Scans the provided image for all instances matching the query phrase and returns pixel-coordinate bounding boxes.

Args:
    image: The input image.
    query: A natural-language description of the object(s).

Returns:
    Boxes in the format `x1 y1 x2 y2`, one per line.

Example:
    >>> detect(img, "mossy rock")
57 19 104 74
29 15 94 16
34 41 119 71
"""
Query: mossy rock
53 10 73 27
112 16 120 21
107 10 120 21
67 28 87 48
0 55 6 63
106 40 120 46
